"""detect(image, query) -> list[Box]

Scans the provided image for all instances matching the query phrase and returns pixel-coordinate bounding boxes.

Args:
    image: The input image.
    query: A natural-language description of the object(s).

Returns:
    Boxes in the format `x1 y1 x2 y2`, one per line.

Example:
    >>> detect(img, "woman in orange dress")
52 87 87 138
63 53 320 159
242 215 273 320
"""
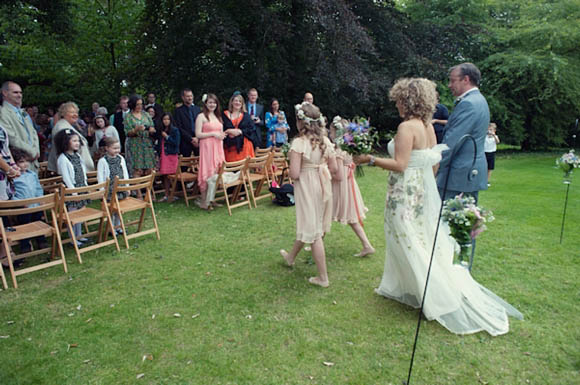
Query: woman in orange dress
196 93 226 210
222 92 261 162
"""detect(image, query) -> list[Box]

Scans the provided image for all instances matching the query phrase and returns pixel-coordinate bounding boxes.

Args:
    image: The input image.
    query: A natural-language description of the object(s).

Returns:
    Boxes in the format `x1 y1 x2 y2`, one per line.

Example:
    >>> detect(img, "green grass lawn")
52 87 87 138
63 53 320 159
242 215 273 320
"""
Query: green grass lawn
0 153 578 384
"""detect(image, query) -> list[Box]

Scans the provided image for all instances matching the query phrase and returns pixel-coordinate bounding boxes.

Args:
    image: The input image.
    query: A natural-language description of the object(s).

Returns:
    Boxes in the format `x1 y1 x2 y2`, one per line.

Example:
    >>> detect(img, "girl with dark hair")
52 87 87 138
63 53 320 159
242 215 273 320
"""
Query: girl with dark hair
195 94 225 210
124 94 156 196
55 129 89 246
156 113 180 201
90 114 120 157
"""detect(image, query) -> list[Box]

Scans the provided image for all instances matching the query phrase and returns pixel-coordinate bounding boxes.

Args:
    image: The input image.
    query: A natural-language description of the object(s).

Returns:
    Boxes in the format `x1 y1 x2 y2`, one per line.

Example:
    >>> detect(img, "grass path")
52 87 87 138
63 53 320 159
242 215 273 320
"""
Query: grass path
0 153 578 384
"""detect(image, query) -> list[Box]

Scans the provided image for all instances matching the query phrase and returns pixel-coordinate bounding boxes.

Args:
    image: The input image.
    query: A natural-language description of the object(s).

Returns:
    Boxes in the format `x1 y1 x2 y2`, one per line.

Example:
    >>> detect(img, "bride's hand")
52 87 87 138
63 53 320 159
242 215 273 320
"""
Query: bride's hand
353 154 371 165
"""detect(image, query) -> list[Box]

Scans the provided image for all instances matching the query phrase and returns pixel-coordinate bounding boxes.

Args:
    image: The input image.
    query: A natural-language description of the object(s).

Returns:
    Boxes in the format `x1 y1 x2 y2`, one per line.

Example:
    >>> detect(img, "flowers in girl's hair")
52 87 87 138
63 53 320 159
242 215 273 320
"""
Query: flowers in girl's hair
556 149 579 179
442 194 494 262
332 116 377 176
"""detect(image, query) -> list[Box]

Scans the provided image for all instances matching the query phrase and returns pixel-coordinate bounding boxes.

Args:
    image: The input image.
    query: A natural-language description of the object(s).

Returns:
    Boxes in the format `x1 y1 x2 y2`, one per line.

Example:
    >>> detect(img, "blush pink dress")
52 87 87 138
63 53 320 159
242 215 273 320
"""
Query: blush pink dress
197 120 225 192
332 148 368 224
290 136 335 243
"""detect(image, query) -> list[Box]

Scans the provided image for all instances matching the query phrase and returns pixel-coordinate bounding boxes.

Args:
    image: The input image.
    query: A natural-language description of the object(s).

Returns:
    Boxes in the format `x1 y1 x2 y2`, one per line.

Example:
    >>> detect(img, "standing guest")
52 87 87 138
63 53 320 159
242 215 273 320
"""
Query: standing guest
55 129 89 246
124 94 156 193
48 102 95 173
10 147 48 253
436 62 489 202
90 115 120 157
246 88 264 147
196 94 225 210
485 123 500 186
97 137 129 234
145 105 156 121
432 92 449 144
280 102 339 288
265 98 290 148
91 102 100 118
145 92 164 121
0 123 19 201
174 88 201 156
156 113 180 201
222 92 260 162
0 81 41 173
113 96 129 153
303 92 314 104
25 106 40 133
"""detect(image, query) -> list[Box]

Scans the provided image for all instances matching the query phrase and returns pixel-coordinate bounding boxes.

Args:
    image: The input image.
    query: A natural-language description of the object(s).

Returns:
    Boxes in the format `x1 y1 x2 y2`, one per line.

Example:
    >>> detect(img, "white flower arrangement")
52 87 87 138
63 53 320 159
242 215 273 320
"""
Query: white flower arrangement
201 94 208 103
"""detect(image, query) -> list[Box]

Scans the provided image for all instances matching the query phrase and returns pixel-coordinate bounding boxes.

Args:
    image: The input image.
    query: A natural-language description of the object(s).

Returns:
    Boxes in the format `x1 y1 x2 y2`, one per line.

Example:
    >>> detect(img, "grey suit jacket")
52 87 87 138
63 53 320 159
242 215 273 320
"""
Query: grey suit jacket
436 89 489 194
0 101 40 172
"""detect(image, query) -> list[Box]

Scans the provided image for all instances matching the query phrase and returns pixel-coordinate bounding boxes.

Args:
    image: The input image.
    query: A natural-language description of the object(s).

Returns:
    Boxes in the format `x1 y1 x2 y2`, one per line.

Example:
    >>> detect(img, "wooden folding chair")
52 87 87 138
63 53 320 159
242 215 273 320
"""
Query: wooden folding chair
214 158 252 216
86 171 98 185
255 146 272 156
270 151 292 185
108 173 160 249
39 175 63 194
246 153 273 208
58 181 120 264
0 193 67 289
168 156 199 206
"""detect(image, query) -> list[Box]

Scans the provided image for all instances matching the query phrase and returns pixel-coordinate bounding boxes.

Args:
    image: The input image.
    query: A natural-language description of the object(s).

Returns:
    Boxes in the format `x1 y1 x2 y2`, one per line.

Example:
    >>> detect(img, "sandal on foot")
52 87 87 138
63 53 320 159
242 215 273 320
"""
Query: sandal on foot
308 277 329 288
354 247 375 258
280 249 294 267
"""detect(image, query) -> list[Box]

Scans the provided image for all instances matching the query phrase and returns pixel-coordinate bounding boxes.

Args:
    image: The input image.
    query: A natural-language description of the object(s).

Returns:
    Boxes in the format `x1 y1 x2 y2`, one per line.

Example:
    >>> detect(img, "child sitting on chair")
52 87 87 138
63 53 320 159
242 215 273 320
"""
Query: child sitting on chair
10 147 48 253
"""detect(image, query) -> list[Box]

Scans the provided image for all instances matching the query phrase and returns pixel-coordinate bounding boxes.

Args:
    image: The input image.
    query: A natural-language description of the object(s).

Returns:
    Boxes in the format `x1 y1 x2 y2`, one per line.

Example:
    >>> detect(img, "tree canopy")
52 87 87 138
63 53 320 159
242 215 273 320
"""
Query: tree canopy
1 0 578 149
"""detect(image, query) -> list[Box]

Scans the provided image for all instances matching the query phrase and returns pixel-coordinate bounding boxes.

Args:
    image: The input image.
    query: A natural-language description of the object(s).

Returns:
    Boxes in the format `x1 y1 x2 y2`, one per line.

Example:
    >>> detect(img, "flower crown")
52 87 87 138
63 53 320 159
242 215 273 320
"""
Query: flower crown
201 94 208 103
294 102 324 125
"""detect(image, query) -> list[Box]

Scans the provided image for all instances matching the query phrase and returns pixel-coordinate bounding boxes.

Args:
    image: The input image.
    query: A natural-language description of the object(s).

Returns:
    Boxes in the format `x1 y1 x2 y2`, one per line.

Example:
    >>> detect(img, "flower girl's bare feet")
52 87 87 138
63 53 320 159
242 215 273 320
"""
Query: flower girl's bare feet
280 249 294 267
308 277 329 288
354 247 375 258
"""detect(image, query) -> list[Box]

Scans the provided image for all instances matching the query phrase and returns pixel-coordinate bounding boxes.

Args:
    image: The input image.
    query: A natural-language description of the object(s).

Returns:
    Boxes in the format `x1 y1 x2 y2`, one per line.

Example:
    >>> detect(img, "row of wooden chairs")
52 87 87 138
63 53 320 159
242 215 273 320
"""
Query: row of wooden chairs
0 174 160 289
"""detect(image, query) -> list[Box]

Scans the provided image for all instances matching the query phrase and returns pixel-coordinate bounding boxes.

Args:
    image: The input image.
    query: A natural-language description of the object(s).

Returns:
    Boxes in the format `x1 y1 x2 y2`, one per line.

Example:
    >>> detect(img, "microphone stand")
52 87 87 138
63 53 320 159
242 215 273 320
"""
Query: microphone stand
405 134 478 385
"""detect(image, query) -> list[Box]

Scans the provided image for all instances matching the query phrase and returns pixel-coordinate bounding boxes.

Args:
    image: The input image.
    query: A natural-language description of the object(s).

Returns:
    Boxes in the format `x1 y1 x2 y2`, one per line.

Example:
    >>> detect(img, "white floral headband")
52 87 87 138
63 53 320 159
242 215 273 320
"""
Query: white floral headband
201 94 208 103
295 102 325 124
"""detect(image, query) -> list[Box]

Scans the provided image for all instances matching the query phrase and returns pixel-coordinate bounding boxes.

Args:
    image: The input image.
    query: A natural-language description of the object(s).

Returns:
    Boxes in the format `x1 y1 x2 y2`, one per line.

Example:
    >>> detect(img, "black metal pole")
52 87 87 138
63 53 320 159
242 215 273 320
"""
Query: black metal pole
559 181 570 244
405 135 478 385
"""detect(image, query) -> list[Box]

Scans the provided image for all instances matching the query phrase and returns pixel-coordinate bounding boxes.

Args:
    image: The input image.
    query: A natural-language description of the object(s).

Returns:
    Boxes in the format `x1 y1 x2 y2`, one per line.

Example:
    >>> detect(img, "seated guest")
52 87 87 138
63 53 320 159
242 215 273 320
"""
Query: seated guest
10 147 47 253
174 88 201 156
223 92 260 162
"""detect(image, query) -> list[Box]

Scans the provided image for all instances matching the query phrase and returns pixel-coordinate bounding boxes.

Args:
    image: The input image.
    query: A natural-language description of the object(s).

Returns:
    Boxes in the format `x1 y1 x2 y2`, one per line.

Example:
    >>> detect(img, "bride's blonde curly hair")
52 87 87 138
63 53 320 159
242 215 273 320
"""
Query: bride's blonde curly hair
389 78 437 126
295 102 327 153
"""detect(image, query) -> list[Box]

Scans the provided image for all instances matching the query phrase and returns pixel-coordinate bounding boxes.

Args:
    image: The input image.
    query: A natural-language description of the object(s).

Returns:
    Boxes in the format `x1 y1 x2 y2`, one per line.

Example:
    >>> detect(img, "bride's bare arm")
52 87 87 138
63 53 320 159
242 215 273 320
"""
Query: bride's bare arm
354 123 413 172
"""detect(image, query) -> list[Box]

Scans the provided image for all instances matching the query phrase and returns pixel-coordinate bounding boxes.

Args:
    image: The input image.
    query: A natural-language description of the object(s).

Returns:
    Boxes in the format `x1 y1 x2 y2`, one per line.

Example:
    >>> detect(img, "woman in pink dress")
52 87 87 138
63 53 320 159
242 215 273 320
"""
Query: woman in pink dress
157 113 180 201
196 94 226 210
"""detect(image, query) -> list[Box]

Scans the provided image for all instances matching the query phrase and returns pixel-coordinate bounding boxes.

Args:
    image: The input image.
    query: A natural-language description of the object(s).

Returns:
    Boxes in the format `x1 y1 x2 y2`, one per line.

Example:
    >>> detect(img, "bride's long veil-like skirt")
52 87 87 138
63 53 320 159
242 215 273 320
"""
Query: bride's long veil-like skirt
376 162 522 336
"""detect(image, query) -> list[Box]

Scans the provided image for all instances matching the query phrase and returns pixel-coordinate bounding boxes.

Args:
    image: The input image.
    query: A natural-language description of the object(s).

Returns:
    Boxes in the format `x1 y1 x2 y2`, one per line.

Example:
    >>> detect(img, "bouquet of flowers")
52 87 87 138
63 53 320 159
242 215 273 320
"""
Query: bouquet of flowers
441 194 495 263
281 142 291 160
332 115 377 176
556 149 579 180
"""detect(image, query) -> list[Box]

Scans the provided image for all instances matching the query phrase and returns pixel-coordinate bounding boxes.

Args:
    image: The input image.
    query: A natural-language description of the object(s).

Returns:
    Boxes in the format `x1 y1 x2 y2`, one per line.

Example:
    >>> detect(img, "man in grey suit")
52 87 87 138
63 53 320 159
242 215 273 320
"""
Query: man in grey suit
0 81 40 172
437 63 490 202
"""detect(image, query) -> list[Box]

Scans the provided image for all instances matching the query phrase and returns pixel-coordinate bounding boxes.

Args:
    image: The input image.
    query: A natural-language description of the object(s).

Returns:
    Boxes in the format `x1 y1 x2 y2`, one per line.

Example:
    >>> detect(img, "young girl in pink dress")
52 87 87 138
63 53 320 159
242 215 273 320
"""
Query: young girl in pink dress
156 113 181 201
280 102 340 288
195 94 226 210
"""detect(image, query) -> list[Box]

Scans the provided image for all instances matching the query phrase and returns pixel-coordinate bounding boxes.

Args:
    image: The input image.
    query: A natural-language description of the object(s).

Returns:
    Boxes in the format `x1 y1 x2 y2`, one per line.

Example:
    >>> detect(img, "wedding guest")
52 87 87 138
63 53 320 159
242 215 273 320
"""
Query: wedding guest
113 96 129 153
437 62 489 202
432 92 449 144
223 92 260 162
91 102 99 118
0 81 41 173
55 129 89 246
0 123 19 201
354 77 522 335
265 98 289 148
48 102 95 173
145 92 164 120
485 122 500 186
10 147 47 253
174 88 201 156
145 105 156 121
196 94 225 210
246 88 264 147
156 113 180 201
90 115 120 157
280 102 339 288
124 95 156 192
303 92 314 104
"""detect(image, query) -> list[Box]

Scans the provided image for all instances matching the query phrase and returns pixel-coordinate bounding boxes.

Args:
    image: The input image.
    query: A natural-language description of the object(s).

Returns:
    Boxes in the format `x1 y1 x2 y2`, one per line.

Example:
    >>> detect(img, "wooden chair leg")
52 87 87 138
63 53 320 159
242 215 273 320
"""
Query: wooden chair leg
68 221 83 264
169 178 177 202
181 179 189 207
51 216 68 273
149 203 161 240
117 211 130 249
3 242 17 288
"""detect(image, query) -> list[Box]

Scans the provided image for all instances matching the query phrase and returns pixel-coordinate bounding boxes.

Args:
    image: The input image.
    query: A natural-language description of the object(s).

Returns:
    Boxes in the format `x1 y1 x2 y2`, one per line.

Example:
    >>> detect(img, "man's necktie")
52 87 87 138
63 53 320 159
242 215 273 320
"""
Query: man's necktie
189 106 194 134
251 105 255 116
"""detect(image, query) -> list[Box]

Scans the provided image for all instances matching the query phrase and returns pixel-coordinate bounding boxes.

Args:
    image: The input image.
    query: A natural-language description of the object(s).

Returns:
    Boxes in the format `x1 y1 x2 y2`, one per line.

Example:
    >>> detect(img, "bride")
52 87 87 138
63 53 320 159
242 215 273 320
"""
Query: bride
355 78 522 336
